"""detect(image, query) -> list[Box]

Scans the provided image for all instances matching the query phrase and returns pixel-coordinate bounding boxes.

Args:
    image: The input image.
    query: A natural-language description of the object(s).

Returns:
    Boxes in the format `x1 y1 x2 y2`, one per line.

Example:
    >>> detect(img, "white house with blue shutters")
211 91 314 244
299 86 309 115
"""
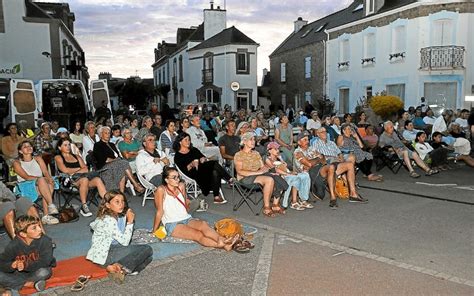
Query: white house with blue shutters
326 0 473 113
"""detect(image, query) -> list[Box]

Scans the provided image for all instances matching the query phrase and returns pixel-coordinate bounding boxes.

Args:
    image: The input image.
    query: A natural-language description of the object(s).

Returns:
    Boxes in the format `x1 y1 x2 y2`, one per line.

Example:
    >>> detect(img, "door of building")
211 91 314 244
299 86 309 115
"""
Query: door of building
236 92 249 110
339 88 349 114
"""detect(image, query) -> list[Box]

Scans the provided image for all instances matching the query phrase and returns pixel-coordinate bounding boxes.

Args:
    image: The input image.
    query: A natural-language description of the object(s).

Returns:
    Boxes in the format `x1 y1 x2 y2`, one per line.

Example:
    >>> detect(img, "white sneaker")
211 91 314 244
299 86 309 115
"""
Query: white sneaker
80 204 92 217
42 215 59 225
48 204 59 215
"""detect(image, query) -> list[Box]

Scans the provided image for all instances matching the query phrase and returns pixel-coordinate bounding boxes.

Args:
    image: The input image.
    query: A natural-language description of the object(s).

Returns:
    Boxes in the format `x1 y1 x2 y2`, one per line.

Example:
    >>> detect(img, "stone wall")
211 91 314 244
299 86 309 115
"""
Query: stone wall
330 2 474 39
269 41 325 109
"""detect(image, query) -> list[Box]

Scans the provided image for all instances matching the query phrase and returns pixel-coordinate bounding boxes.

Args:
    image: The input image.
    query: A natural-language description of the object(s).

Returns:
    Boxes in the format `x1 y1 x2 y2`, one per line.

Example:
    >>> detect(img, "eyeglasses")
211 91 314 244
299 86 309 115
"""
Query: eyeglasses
168 175 180 180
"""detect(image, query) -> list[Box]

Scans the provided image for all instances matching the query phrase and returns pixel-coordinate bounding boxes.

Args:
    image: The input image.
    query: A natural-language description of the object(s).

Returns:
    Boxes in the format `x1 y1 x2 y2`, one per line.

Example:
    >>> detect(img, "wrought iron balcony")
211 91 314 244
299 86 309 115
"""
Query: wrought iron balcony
420 46 464 70
202 68 213 84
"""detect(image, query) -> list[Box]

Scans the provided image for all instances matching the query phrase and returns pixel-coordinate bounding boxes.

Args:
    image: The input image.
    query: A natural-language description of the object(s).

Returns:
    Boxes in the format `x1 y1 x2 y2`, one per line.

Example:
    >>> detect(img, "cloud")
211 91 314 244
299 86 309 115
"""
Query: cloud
34 0 352 82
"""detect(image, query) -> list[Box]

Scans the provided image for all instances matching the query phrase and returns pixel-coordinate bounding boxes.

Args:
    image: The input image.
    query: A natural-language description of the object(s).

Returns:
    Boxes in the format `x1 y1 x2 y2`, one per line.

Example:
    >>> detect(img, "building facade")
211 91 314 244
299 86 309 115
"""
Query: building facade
327 0 473 113
270 0 473 114
152 4 259 110
0 0 88 85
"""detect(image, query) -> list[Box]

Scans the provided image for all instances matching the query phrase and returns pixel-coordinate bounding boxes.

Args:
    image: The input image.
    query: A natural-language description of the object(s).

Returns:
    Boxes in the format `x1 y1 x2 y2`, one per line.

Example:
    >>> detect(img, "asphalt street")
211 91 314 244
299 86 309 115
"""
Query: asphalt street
2 164 472 295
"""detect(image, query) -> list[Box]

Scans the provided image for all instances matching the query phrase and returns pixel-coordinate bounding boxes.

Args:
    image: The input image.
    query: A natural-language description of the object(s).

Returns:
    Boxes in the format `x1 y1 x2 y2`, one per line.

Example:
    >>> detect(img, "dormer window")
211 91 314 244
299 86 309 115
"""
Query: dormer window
366 0 375 15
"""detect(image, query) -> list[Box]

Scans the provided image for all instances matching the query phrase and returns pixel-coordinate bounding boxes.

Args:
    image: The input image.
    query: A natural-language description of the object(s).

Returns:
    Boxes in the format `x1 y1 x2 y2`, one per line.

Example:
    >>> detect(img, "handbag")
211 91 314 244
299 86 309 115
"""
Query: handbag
57 206 79 223
335 177 349 199
214 218 244 239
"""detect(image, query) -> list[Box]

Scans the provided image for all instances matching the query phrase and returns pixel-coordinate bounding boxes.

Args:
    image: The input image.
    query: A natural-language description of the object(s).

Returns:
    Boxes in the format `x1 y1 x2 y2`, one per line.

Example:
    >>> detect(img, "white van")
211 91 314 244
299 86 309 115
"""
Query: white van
0 78 111 131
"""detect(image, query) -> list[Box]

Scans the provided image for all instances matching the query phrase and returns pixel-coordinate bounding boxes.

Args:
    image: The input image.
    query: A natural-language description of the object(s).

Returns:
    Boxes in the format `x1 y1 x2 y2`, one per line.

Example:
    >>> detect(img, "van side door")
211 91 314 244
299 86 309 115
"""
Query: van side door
90 79 113 122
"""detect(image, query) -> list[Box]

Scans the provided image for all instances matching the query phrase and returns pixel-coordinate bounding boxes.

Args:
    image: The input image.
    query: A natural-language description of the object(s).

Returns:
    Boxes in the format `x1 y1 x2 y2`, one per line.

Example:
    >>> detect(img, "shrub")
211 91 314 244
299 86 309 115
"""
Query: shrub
369 95 404 119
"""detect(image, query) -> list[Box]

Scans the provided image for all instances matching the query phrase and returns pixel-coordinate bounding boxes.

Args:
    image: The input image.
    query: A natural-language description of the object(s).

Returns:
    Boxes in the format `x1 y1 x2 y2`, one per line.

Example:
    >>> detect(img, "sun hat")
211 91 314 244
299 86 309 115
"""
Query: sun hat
57 127 68 133
240 132 255 145
266 141 280 150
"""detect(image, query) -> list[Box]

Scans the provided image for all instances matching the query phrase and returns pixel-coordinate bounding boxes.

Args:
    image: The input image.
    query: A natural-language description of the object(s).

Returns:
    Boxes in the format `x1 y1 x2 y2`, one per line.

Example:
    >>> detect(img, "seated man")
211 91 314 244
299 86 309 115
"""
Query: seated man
187 115 223 163
379 121 438 178
402 120 421 142
136 134 169 187
0 181 42 240
310 128 367 204
0 215 55 293
218 120 241 167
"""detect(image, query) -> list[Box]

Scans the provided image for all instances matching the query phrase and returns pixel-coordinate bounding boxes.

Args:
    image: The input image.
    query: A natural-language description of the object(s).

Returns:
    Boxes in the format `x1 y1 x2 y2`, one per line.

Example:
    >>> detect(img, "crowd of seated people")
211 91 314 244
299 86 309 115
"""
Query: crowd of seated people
0 101 472 293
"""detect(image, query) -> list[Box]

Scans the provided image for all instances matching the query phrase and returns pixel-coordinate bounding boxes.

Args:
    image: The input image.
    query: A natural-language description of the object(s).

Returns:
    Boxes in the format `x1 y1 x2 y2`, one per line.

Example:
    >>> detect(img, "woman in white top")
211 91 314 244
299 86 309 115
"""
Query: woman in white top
414 131 449 170
13 140 59 225
153 167 236 250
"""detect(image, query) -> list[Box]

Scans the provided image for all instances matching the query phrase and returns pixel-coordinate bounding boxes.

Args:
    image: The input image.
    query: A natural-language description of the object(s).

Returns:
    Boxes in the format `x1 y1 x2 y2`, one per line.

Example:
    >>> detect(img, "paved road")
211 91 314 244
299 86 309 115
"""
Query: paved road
7 165 474 295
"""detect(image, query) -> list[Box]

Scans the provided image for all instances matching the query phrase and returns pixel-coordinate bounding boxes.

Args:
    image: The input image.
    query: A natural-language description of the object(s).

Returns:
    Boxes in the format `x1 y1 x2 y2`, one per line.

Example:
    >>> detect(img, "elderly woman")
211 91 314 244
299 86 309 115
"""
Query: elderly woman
82 121 100 166
178 117 191 134
234 132 288 217
1 123 25 163
93 126 144 193
34 122 55 169
137 134 170 186
173 132 231 204
235 121 250 137
55 138 107 216
337 123 383 181
159 120 178 153
13 140 59 225
118 127 141 172
135 115 153 142
264 142 312 211
274 115 294 166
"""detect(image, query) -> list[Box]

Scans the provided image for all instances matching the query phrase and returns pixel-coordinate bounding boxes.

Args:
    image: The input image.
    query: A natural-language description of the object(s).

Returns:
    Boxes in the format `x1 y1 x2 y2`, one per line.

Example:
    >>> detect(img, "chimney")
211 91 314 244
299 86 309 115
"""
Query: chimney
204 3 227 40
294 17 308 33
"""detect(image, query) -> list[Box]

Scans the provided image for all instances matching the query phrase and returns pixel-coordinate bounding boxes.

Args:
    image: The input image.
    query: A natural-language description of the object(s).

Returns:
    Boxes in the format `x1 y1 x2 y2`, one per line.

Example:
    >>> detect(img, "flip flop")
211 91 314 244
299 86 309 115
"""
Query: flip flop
233 241 250 253
70 275 91 292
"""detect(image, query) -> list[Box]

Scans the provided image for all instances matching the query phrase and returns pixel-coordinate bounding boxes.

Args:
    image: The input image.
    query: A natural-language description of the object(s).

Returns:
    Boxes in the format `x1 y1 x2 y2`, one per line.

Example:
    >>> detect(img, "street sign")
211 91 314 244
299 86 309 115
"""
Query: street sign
230 81 240 92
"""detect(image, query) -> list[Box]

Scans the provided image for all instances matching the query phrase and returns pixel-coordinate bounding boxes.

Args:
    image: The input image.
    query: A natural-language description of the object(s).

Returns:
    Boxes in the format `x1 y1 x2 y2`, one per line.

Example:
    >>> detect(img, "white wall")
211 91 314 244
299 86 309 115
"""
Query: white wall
327 9 472 112
0 0 52 80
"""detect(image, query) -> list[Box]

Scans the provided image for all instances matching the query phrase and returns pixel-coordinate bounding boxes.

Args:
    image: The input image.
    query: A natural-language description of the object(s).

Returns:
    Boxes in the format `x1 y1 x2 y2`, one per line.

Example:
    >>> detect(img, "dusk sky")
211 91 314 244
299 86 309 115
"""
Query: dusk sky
36 0 352 83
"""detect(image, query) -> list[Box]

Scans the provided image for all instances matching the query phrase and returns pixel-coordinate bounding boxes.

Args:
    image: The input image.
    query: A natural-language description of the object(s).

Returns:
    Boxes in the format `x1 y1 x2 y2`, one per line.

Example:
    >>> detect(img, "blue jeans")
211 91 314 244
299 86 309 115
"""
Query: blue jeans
0 267 52 290
282 172 311 208
103 244 153 273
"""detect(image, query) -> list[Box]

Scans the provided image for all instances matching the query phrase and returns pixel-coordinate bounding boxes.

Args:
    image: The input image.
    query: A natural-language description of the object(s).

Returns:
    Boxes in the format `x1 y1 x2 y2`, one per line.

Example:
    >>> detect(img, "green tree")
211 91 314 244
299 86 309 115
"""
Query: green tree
115 78 153 109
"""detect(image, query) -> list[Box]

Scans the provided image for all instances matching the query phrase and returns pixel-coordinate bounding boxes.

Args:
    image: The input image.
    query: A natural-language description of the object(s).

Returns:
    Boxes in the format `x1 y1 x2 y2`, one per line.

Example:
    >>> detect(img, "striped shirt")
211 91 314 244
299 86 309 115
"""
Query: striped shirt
311 138 341 157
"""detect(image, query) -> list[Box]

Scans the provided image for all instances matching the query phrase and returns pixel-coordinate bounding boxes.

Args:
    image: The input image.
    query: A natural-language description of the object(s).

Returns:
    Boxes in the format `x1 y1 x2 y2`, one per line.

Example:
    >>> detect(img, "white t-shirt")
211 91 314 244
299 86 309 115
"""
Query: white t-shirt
423 116 436 125
455 118 468 129
306 119 321 131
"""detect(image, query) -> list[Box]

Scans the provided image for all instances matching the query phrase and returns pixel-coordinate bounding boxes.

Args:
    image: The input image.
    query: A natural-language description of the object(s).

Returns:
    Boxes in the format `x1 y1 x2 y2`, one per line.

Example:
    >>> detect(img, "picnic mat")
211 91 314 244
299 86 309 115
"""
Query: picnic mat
20 256 107 295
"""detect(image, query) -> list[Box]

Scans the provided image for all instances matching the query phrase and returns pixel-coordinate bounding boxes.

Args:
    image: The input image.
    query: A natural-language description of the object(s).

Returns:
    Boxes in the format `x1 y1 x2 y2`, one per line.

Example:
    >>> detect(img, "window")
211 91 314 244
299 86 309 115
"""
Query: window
353 3 363 12
423 82 457 109
366 86 373 99
304 91 311 103
304 56 311 79
386 84 406 102
339 88 350 114
366 0 375 14
433 19 453 46
339 39 349 62
392 25 406 53
162 68 166 84
158 71 161 84
315 23 327 32
280 63 286 82
178 55 183 82
363 33 375 58
281 94 287 107
301 28 312 38
236 49 249 74
204 52 213 70
173 58 177 78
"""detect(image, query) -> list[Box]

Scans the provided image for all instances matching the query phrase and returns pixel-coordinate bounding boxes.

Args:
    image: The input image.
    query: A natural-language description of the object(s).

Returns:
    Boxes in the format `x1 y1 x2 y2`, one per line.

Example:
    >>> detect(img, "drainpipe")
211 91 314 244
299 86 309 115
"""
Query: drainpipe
323 29 329 99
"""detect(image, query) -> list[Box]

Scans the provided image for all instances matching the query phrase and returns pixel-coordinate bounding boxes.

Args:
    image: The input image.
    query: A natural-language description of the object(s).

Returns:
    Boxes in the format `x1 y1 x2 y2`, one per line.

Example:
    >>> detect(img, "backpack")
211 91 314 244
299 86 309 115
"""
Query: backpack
214 218 244 239
57 205 79 223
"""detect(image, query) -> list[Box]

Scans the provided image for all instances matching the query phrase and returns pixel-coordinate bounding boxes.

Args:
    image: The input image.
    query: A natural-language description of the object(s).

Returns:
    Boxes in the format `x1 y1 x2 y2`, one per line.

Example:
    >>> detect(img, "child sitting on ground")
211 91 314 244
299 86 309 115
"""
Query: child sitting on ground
0 215 55 294
86 190 153 284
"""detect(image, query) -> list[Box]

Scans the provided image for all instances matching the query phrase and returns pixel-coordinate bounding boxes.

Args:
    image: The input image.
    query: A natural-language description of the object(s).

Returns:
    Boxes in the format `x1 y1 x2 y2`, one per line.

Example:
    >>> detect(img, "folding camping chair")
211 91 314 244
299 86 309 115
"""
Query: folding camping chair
232 181 263 215
176 165 226 201
372 146 404 174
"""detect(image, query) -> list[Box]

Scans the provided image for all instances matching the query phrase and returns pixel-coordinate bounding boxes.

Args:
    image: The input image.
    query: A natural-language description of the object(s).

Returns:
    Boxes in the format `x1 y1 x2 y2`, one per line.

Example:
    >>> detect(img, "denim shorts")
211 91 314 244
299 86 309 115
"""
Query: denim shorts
164 217 192 235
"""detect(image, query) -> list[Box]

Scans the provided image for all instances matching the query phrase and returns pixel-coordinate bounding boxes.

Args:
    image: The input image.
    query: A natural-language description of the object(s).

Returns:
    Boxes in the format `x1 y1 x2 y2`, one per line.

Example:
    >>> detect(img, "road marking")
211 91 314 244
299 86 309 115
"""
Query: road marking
415 182 457 187
251 233 275 296
209 210 474 288
332 251 345 257
277 234 302 245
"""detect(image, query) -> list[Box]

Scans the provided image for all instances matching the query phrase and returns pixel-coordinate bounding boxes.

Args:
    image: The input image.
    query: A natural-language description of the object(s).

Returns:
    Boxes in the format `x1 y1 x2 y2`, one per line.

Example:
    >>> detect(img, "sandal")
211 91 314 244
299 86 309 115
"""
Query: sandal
71 275 91 292
290 202 305 211
425 169 439 176
134 185 145 194
241 239 255 249
108 270 125 284
409 171 420 178
262 206 276 217
299 201 314 209
232 240 250 253
272 205 286 215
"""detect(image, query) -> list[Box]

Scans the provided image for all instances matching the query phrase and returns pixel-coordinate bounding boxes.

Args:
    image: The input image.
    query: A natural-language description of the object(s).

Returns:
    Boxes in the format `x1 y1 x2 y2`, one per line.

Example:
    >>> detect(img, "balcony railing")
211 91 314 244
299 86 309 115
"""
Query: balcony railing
202 68 213 84
420 46 465 70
